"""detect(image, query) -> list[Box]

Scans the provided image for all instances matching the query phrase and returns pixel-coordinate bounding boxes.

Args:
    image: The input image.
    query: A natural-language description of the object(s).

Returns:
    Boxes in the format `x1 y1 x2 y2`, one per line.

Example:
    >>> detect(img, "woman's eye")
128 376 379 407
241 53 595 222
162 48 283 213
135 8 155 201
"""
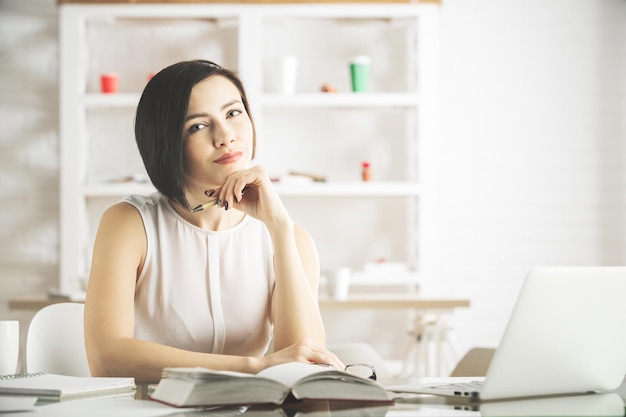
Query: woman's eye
227 109 242 118
188 123 208 134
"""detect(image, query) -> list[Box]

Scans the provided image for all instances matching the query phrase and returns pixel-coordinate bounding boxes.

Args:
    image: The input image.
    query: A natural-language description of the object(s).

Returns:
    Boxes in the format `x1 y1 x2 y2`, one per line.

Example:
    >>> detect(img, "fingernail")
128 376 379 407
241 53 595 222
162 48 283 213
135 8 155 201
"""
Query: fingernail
217 199 222 207
224 201 229 211
205 190 215 197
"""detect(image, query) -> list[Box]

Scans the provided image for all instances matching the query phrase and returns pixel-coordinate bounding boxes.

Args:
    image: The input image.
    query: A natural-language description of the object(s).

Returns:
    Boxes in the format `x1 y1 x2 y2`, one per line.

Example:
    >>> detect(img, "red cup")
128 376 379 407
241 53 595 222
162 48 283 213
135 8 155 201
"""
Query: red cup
100 73 119 94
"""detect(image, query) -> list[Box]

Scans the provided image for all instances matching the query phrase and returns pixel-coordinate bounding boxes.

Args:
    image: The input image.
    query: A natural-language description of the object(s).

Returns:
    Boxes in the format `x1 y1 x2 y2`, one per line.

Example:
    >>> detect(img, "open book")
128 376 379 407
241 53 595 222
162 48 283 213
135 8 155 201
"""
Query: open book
150 362 391 407
0 373 136 400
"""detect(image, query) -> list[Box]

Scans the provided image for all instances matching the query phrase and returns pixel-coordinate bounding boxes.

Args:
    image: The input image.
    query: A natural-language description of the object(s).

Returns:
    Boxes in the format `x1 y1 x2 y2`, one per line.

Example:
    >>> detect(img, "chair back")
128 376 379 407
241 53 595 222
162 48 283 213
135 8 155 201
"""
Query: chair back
449 347 495 377
26 302 91 376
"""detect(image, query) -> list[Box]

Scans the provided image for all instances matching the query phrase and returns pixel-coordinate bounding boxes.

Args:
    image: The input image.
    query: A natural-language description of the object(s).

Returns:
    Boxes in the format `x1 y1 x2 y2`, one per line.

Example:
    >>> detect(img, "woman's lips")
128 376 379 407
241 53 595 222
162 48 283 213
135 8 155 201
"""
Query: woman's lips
214 151 243 164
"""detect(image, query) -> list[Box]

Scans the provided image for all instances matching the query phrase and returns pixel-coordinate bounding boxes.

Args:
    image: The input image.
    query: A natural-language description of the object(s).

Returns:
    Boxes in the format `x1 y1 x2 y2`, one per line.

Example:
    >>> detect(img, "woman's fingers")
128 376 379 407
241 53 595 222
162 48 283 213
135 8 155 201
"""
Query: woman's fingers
296 340 346 370
213 169 250 209
211 167 266 211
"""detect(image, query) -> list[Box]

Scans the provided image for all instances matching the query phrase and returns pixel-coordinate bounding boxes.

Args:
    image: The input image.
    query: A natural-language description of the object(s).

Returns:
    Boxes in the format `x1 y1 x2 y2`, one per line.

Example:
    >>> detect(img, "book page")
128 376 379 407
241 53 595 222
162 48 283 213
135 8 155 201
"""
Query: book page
257 362 337 388
162 367 254 379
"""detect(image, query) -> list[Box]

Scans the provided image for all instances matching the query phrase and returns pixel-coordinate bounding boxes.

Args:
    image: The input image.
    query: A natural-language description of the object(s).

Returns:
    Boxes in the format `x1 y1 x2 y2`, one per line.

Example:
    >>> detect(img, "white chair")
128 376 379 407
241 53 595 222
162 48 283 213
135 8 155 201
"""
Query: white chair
26 302 91 376
449 347 495 377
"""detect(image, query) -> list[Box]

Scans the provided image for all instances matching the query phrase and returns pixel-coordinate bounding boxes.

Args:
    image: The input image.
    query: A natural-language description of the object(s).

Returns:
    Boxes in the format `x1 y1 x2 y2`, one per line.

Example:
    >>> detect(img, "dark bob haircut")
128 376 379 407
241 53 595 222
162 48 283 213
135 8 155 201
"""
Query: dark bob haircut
135 59 256 211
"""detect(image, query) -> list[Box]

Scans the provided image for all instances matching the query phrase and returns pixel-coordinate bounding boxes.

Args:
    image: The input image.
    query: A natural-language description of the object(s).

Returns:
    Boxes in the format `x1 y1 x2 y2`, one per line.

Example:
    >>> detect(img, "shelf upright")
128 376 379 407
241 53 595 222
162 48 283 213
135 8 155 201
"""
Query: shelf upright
415 4 441 279
59 6 88 293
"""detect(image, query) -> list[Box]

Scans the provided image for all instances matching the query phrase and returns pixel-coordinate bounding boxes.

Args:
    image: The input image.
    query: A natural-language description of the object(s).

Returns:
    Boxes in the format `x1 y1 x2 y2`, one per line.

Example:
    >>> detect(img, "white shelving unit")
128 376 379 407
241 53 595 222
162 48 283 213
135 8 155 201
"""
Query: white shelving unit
58 3 440 294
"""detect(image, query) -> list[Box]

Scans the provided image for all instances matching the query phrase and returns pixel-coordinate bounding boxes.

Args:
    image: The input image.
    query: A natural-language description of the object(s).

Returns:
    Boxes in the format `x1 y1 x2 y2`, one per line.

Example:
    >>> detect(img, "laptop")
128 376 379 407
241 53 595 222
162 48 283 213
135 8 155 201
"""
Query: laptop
394 392 625 415
387 267 626 401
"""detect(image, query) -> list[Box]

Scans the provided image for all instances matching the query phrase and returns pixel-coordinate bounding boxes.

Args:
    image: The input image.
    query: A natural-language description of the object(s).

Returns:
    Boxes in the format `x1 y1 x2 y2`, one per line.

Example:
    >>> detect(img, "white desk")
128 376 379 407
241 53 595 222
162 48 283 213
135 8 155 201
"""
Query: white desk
10 294 470 377
319 295 470 310
319 295 471 377
8 296 81 311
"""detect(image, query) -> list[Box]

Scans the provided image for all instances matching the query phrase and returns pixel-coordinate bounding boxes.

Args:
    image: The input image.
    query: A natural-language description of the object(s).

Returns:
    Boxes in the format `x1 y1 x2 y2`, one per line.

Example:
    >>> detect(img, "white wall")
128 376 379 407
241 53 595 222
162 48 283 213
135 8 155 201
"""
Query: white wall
1 0 624 374
0 0 59 372
434 0 626 359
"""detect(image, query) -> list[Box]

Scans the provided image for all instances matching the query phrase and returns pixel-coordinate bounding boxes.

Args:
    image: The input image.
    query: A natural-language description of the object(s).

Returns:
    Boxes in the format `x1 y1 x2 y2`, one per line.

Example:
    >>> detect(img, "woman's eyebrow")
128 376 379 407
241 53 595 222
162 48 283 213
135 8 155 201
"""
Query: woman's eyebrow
185 112 208 122
221 99 242 110
185 99 242 122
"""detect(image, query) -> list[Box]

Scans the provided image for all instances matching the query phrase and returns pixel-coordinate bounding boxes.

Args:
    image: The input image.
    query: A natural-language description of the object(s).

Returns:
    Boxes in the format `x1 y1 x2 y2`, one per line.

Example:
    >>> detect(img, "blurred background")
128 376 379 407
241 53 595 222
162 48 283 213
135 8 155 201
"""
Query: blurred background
1 0 624 375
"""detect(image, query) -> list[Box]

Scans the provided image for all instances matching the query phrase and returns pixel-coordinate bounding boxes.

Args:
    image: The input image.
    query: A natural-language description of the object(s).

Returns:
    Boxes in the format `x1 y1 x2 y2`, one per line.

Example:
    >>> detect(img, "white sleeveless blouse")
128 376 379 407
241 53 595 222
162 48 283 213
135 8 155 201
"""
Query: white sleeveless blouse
123 192 274 356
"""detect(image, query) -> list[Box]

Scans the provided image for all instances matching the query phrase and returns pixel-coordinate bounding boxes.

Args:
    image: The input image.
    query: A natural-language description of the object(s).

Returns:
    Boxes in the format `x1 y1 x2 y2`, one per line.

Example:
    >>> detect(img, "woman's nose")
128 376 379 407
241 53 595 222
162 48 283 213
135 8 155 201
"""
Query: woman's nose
213 123 235 147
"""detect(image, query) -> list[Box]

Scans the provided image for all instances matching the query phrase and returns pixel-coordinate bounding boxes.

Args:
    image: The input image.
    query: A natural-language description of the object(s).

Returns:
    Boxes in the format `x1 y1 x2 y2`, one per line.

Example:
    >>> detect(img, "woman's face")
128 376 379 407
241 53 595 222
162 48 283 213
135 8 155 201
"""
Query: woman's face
182 75 254 190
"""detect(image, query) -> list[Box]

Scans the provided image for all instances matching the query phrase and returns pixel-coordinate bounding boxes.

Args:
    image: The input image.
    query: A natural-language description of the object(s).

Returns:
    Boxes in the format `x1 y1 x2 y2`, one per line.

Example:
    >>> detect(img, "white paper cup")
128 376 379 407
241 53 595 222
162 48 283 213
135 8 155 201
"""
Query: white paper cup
0 320 19 375
280 55 298 95
327 267 351 301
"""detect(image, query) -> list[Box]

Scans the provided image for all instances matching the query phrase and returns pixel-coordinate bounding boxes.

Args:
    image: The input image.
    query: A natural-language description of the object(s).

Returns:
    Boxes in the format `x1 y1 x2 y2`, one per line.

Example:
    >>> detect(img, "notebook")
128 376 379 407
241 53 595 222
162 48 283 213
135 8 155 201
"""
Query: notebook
387 267 626 401
0 372 136 400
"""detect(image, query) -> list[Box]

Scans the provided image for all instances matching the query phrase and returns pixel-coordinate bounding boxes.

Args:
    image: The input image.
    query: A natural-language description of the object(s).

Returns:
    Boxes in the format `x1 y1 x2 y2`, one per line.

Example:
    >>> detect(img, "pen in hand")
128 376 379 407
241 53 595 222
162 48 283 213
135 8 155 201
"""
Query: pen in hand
193 185 248 213
191 198 219 213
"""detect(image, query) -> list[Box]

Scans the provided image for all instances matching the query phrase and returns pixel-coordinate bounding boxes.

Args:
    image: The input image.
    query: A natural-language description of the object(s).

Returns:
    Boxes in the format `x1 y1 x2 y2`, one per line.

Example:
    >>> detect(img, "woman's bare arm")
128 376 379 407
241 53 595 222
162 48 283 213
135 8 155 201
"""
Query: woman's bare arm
84 203 256 382
85 202 340 382
269 221 326 350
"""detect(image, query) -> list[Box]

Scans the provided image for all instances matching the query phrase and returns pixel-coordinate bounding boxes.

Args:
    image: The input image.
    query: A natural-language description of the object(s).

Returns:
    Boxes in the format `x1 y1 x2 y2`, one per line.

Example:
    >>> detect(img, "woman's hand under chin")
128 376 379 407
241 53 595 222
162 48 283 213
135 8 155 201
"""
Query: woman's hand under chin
207 165 292 230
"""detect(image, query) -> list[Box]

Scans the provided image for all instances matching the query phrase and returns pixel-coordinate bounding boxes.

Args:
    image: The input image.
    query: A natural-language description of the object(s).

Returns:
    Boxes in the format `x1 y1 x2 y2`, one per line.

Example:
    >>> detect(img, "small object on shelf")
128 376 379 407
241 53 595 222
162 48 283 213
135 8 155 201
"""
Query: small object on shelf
100 73 119 94
288 171 326 182
275 175 314 185
361 161 372 182
350 55 371 92
326 267 351 300
320 83 337 93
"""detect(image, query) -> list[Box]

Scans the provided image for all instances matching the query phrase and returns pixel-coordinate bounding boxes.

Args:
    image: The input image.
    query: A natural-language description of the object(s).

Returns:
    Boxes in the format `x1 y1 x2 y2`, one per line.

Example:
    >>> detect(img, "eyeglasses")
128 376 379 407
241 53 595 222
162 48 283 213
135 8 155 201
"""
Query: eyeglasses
345 363 377 381
315 363 377 381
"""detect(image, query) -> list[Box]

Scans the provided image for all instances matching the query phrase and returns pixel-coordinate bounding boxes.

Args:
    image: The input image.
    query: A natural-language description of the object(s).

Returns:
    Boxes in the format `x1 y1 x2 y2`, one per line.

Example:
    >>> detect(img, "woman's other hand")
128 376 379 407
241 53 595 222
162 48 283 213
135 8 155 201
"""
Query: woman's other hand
254 339 345 373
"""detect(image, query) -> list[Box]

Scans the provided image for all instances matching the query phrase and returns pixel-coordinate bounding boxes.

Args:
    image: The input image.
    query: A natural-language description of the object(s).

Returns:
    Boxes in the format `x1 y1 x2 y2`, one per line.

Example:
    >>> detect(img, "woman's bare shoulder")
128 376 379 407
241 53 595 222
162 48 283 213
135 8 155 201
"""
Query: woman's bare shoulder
103 200 139 217
97 201 144 236
91 201 147 273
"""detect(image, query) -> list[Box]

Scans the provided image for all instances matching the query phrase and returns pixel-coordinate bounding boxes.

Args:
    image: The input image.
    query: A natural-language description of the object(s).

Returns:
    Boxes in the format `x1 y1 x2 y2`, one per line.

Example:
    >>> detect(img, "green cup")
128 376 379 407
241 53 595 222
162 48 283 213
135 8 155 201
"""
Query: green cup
350 55 371 92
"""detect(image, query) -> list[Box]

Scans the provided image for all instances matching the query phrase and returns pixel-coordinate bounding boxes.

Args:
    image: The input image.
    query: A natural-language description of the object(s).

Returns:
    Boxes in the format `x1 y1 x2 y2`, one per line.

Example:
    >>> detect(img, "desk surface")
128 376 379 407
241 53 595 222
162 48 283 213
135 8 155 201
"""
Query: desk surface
4 384 624 417
319 295 470 310
8 295 81 311
10 294 470 311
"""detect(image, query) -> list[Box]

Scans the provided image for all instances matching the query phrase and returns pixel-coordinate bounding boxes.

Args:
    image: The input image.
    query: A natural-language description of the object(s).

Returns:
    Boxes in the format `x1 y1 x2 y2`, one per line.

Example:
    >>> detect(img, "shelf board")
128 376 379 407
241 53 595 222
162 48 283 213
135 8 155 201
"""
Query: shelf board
81 181 418 198
274 181 419 197
60 1 438 4
81 92 419 109
260 92 419 108
82 182 156 197
84 93 141 108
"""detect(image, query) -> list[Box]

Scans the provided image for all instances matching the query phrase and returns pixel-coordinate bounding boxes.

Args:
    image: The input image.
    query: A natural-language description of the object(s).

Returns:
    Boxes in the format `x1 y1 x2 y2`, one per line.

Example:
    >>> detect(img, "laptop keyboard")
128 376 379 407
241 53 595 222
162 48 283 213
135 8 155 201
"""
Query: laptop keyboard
424 380 484 398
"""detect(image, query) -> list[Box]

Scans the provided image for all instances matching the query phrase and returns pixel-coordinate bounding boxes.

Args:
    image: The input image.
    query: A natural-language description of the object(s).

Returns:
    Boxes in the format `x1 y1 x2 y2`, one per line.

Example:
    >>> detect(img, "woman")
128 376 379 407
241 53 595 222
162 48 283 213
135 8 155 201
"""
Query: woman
84 60 342 382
